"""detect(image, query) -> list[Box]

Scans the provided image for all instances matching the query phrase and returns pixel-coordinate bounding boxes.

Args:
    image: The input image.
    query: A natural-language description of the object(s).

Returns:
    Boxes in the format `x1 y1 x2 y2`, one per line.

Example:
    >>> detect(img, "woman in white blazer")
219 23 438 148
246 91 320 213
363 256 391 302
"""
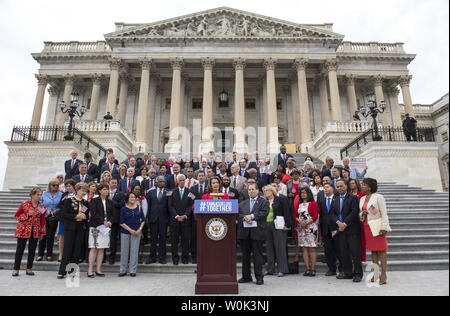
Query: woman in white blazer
359 178 391 285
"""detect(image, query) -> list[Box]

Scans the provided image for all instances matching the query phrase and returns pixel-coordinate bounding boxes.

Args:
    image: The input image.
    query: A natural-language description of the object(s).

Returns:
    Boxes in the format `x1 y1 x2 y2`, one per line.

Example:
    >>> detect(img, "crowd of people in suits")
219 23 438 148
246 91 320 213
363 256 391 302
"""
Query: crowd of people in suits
12 145 391 286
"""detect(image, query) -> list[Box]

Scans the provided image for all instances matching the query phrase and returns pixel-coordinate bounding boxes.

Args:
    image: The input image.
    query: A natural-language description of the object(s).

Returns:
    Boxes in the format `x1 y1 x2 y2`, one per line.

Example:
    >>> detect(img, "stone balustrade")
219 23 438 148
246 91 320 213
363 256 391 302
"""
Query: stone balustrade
69 119 135 143
338 42 405 54
43 41 112 53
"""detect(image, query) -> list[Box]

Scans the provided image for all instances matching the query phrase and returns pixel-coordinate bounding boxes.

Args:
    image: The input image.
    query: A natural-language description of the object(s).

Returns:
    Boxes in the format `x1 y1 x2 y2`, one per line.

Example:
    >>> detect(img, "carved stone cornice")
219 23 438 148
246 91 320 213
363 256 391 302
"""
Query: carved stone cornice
293 58 308 71
233 57 246 71
263 57 277 71
91 73 104 85
201 57 215 70
170 57 184 71
35 74 49 86
324 58 338 72
398 75 412 87
139 57 153 70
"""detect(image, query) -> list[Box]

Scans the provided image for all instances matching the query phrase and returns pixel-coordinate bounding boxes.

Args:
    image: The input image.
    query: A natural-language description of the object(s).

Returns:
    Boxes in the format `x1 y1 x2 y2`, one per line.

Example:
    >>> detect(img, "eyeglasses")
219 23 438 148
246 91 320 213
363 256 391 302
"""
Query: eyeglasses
51 184 59 187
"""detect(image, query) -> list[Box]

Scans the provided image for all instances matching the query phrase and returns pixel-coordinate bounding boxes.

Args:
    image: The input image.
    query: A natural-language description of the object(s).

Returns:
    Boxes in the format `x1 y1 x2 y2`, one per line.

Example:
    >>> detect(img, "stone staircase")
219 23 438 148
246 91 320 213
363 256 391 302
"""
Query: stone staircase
0 182 448 273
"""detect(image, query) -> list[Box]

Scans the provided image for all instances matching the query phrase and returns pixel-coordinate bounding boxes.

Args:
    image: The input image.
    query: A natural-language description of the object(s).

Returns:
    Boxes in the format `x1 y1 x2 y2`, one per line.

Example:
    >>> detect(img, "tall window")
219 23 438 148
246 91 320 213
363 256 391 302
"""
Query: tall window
245 99 256 110
165 98 171 111
192 98 203 110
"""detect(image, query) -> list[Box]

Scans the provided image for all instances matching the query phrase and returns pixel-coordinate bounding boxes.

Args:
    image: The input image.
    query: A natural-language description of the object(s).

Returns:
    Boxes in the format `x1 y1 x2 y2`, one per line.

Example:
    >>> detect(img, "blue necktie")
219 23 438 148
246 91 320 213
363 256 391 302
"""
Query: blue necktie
339 196 345 221
327 197 331 213
250 198 256 213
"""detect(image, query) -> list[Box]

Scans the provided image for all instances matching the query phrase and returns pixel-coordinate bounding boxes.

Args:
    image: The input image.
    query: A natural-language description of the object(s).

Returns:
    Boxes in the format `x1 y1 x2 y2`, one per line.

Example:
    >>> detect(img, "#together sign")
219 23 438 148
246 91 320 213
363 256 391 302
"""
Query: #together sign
194 200 239 214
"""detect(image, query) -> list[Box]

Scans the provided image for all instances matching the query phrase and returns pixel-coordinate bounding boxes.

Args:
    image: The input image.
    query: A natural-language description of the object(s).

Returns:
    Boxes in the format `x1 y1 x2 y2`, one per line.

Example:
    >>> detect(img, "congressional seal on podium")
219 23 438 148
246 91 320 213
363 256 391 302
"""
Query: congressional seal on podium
205 218 228 241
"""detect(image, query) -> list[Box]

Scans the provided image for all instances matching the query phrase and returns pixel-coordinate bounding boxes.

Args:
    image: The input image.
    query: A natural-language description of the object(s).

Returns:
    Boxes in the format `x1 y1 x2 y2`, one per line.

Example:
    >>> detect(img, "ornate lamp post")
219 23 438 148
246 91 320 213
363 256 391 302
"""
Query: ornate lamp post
359 92 386 141
59 92 87 140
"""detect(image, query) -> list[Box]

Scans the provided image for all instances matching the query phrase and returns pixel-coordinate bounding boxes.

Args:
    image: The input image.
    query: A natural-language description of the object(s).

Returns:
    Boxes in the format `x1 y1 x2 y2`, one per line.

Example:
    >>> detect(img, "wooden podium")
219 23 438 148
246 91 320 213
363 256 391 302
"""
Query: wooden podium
194 199 239 294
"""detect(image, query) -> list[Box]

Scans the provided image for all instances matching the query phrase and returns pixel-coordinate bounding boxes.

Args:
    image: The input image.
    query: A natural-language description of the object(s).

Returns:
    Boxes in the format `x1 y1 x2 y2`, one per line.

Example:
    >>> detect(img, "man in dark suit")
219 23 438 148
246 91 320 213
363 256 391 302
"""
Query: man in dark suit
331 179 362 282
166 163 183 190
141 168 157 195
238 183 269 285
118 168 140 193
136 152 151 170
238 159 249 178
64 151 82 180
318 182 342 276
221 175 239 200
72 163 94 183
84 152 98 180
188 171 208 264
107 178 125 264
101 154 120 179
146 176 170 264
277 145 293 168
168 174 194 265
238 179 263 203
98 148 118 180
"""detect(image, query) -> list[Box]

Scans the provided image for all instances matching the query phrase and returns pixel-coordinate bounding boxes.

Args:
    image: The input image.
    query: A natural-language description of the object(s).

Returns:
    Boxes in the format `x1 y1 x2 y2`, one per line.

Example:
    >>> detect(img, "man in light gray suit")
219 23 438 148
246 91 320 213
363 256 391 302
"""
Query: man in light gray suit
229 163 247 192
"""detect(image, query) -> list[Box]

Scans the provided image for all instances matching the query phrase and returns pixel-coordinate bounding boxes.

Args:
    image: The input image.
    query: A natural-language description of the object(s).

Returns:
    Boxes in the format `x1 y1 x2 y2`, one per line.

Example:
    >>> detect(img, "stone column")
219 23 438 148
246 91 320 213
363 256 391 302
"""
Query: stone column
87 73 103 121
388 86 403 127
293 58 311 144
233 57 247 153
324 59 342 121
289 76 301 145
263 58 279 153
105 57 122 117
56 74 75 126
117 72 130 126
165 58 183 153
201 57 215 153
136 57 152 148
372 75 387 122
317 74 330 126
44 83 60 126
398 75 415 117
344 74 358 118
30 74 49 127
146 76 158 152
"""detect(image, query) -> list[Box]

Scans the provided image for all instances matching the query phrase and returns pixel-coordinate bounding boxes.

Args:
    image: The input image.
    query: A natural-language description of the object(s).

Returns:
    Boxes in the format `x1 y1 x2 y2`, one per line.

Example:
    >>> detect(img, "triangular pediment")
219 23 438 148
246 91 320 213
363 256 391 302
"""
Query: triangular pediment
104 7 344 41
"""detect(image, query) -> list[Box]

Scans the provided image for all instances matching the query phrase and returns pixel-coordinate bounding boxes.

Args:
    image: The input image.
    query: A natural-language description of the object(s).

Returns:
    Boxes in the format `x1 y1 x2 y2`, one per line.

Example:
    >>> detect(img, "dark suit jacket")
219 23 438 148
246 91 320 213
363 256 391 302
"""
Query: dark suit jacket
222 187 239 200
330 193 360 235
238 189 263 203
98 158 118 174
118 178 140 194
101 163 120 179
237 197 269 241
168 187 194 222
60 197 89 231
72 174 94 184
109 190 125 224
190 184 207 200
64 159 82 179
277 153 293 168
166 174 182 190
136 160 151 170
141 177 157 195
86 162 99 180
318 194 339 238
88 197 113 227
239 168 249 179
146 188 170 224
275 194 292 228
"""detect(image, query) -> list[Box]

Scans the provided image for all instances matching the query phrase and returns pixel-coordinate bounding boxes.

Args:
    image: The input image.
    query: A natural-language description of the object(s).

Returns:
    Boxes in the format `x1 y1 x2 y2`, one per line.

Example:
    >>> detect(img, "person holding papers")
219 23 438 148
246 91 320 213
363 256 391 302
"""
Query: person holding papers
12 187 46 277
87 184 113 278
237 183 269 285
57 183 90 279
294 186 319 277
262 185 290 277
360 178 391 285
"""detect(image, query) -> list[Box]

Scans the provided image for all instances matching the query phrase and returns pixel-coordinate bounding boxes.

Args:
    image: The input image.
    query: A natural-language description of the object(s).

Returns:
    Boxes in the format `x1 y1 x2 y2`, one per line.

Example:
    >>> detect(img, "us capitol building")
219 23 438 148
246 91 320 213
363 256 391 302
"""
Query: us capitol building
3 7 449 192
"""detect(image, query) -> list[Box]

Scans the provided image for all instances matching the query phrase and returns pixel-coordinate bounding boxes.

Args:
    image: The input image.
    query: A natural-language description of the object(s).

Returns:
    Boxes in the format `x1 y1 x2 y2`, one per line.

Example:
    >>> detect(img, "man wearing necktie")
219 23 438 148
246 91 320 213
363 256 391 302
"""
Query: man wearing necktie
237 183 269 285
277 145 293 168
331 179 362 282
118 168 139 194
318 183 342 276
168 174 193 265
64 151 82 180
108 178 125 264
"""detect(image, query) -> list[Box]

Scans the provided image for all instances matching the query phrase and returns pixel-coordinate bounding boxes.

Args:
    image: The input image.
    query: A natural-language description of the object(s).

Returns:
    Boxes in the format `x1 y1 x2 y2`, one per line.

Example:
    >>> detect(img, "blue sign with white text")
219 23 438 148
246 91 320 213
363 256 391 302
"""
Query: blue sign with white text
194 200 239 214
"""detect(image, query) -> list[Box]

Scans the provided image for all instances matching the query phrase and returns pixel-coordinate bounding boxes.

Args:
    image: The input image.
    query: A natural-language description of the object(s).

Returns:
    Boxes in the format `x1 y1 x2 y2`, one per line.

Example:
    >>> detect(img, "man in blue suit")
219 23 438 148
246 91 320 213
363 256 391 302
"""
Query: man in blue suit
118 168 140 193
146 176 170 264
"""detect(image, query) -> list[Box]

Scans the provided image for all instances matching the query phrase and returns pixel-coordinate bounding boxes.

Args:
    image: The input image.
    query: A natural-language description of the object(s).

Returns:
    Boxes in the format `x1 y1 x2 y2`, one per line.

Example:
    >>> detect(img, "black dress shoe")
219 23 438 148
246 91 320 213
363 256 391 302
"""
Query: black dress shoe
146 258 157 264
337 273 353 280
95 272 105 277
173 260 179 265
130 273 136 277
353 276 362 283
12 272 19 277
238 278 253 283
256 279 264 285
87 273 95 278
109 258 115 265
159 259 167 264
26 271 35 276
181 259 189 264
118 273 127 277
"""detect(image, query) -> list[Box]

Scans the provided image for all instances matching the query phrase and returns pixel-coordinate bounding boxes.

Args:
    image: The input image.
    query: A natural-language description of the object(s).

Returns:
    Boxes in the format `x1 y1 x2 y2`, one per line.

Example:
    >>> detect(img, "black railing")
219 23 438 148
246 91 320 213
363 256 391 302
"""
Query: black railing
10 126 107 158
340 126 436 159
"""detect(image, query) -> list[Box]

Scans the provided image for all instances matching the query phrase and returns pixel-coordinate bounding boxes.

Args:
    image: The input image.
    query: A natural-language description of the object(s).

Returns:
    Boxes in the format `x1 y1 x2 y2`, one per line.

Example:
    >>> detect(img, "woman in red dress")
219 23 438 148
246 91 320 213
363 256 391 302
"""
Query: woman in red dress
359 178 391 285
13 187 46 277
201 177 230 200
349 178 367 262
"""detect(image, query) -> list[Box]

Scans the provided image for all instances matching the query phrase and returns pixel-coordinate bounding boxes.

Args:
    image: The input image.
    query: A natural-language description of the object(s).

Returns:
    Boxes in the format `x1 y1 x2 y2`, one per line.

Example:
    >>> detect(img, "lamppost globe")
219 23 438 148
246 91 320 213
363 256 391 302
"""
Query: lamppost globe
219 90 228 103
379 100 387 110
59 100 66 110
367 92 376 103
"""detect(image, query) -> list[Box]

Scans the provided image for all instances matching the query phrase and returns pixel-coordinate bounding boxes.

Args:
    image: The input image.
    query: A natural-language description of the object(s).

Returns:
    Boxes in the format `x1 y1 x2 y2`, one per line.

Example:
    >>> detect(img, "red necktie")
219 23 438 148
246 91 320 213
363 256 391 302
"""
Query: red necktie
128 178 131 192
199 185 203 195
150 179 153 188
174 175 177 187
283 154 286 162
188 179 191 188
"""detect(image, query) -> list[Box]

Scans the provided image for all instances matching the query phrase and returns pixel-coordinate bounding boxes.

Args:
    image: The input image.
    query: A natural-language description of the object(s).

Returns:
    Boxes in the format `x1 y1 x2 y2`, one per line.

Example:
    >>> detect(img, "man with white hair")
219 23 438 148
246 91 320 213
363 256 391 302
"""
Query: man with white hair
101 153 120 179
167 163 183 189
168 174 194 265
121 152 135 168
137 152 151 169
64 151 82 180
194 159 209 179
342 157 368 179
230 163 247 192
118 167 140 193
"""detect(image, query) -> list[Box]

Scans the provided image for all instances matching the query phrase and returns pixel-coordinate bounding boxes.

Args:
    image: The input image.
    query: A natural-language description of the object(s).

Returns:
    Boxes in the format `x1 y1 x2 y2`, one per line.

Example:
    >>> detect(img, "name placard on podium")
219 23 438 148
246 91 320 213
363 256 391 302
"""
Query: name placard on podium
194 199 239 294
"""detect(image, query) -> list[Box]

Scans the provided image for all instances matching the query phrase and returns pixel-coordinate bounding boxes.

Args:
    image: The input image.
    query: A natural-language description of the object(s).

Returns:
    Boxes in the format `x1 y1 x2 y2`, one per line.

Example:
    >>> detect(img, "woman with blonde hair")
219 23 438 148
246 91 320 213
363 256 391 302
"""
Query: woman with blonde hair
99 170 112 187
116 164 128 181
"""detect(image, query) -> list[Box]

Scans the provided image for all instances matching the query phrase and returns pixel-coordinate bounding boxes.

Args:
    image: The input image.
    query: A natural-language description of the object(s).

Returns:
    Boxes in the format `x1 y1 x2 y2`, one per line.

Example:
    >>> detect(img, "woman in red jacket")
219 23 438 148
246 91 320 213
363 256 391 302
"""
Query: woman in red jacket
294 186 319 277
13 187 46 277
202 177 230 200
